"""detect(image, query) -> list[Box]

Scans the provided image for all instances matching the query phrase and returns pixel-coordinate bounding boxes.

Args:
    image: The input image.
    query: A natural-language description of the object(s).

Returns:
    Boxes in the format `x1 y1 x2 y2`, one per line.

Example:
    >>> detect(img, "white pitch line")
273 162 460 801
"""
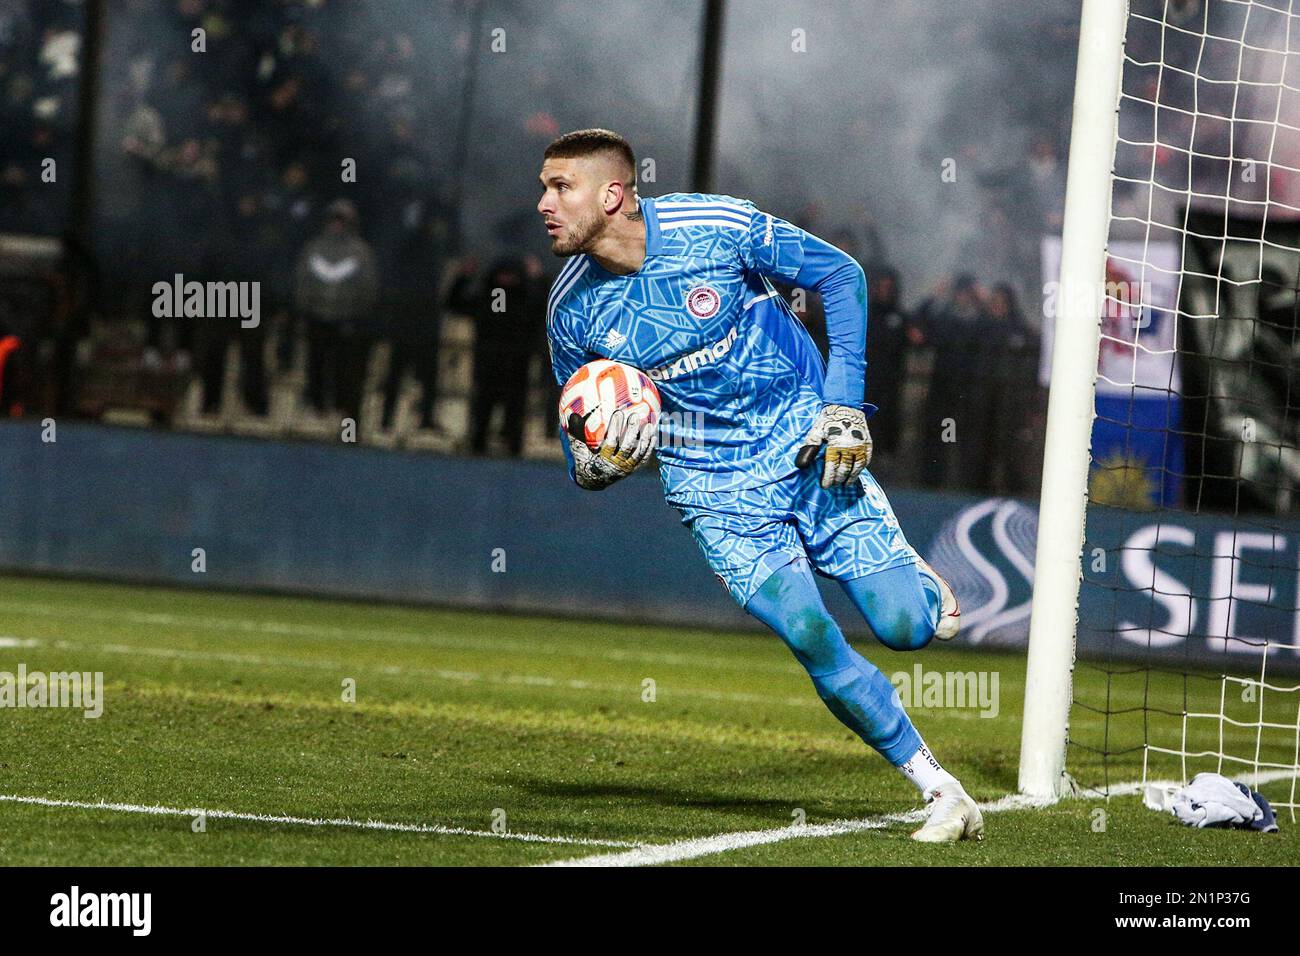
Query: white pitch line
542 793 1046 867
545 817 893 867
542 769 1300 866
0 794 639 848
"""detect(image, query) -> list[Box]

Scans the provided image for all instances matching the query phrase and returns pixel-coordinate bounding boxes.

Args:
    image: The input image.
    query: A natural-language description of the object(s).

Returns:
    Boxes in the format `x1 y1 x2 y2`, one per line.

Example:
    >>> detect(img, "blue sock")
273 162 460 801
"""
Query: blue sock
746 560 921 765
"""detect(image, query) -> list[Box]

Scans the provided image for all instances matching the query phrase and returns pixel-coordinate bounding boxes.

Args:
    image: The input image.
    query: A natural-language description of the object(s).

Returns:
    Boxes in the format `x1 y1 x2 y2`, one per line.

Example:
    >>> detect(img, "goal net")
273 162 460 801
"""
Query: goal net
1028 0 1300 819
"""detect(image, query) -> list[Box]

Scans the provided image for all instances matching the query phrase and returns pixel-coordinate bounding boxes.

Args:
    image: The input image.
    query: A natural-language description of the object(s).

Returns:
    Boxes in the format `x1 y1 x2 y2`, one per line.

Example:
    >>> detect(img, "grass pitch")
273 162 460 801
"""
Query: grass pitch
1 574 1295 866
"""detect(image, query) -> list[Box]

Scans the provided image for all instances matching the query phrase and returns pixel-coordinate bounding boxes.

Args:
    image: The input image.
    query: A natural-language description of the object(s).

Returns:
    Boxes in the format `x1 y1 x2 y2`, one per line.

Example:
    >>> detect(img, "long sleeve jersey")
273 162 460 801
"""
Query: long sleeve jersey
547 192 872 498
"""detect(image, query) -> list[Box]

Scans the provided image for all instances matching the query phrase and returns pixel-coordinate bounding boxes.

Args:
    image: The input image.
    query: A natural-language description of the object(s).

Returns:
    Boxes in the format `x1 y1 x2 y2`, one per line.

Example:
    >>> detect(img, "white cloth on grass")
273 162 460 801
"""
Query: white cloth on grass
1168 772 1263 829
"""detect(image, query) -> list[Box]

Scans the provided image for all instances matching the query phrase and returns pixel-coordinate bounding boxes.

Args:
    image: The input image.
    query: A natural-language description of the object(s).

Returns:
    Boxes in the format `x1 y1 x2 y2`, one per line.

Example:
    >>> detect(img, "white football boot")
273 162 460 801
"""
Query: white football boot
911 780 984 843
915 556 961 641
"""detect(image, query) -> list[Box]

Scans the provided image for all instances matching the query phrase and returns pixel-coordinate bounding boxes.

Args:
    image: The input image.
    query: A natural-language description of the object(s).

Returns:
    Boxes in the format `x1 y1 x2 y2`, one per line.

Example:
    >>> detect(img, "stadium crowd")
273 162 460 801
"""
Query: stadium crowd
0 0 1052 497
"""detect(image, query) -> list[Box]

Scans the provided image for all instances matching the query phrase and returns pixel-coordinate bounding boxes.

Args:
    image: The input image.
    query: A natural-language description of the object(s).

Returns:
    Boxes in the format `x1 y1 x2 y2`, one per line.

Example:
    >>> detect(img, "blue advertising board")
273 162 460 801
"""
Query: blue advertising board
2 422 1296 671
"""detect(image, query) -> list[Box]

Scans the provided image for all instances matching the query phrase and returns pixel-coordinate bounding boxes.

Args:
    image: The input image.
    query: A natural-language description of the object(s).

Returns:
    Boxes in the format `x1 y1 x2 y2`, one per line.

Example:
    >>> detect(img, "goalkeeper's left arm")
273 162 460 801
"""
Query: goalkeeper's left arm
740 207 874 487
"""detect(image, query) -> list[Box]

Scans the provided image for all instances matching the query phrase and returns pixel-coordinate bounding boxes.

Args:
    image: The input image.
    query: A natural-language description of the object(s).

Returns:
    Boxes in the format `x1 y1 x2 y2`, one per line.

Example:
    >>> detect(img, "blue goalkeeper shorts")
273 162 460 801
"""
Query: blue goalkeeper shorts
669 466 919 608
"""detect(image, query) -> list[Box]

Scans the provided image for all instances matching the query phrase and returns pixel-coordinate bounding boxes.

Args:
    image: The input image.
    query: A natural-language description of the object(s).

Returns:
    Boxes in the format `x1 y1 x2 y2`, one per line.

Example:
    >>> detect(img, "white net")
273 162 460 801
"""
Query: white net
1069 0 1300 819
1141 673 1300 820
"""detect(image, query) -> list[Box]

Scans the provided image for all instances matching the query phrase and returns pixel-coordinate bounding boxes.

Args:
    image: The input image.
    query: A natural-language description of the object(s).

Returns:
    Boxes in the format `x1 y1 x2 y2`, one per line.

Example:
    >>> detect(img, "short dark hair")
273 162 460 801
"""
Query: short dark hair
544 128 636 187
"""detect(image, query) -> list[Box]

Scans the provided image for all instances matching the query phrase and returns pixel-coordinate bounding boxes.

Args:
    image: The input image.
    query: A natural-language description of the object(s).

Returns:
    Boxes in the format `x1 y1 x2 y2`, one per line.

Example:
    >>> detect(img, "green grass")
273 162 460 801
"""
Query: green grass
0 575 1295 866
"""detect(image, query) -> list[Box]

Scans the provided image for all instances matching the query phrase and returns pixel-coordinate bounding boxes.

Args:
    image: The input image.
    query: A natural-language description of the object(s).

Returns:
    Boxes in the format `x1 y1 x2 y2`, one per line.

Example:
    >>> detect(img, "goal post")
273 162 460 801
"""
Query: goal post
1019 0 1131 802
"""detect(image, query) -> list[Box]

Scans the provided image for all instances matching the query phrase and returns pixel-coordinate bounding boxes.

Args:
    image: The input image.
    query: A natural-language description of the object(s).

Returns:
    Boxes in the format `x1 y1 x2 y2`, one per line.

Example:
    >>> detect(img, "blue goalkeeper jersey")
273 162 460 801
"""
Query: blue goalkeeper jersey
547 192 871 498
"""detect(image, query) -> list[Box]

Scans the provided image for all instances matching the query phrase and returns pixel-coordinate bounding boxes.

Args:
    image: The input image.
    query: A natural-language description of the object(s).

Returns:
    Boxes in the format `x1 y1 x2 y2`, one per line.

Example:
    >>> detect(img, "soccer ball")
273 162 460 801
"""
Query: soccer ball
558 359 661 449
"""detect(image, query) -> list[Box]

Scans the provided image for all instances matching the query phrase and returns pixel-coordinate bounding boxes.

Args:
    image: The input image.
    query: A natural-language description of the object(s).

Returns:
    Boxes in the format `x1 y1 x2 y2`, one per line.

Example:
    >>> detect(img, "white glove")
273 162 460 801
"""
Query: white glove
566 407 657 491
796 403 872 487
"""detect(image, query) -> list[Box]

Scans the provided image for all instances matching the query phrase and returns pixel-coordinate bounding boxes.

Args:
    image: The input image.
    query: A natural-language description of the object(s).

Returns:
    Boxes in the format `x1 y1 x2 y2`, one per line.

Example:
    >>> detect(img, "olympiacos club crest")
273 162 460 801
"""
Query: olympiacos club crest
686 285 721 318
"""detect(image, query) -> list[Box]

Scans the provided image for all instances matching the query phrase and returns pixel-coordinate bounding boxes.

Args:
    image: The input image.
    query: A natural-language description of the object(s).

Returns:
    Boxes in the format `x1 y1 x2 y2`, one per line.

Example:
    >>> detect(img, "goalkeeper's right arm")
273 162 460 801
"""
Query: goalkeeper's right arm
561 408 657 491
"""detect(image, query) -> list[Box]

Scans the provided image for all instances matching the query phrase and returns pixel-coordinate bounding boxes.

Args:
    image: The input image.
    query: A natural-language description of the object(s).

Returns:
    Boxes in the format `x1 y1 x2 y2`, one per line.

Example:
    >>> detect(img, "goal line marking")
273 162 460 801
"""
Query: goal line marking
541 768 1300 867
538 797 1021 867
0 794 640 848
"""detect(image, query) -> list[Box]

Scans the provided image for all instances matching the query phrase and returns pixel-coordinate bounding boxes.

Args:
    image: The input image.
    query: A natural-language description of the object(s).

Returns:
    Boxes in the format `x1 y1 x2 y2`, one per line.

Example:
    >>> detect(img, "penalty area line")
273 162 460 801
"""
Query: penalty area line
0 794 639 848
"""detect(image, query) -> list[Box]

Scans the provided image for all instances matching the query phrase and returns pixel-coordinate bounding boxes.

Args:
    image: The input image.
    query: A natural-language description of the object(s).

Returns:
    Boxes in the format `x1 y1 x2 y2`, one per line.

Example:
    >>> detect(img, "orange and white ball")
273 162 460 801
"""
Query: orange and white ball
558 359 662 449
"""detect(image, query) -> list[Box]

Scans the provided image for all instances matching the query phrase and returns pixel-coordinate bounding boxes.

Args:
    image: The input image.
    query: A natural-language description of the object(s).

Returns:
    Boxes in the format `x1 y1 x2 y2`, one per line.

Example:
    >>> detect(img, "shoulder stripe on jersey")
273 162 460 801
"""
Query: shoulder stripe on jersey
546 258 579 315
547 255 585 313
656 203 751 216
657 209 750 226
655 199 753 216
659 217 748 231
547 255 586 317
657 205 750 221
547 256 590 325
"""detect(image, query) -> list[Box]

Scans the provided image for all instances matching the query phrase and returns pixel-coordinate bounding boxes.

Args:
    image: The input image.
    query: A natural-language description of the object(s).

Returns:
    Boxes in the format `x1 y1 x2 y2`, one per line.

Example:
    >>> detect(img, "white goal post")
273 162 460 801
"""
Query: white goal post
1019 0 1131 801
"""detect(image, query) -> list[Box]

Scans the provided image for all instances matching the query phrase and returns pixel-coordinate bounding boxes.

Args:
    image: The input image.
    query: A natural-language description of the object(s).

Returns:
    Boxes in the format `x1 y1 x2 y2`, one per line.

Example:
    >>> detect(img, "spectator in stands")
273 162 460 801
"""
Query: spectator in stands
915 273 992 490
188 301 269 418
983 282 1044 495
450 255 545 457
378 126 454 435
294 198 378 423
379 277 445 436
0 2 80 237
865 266 919 462
914 277 1045 495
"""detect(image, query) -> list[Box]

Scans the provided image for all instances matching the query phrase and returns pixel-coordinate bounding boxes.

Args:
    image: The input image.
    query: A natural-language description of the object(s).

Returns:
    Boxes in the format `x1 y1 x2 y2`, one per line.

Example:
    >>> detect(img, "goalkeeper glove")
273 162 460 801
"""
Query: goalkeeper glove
796 403 872 488
566 407 657 491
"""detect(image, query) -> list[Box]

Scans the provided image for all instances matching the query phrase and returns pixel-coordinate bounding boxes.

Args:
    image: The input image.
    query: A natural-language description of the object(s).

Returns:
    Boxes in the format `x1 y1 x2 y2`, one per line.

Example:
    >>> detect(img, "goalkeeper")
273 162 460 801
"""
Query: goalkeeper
540 129 982 843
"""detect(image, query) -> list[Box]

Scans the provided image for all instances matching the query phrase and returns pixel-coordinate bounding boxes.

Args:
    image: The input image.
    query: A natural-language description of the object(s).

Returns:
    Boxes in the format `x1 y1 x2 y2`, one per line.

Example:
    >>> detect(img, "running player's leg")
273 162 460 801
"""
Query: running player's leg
677 491 914 758
744 557 920 765
799 468 959 647
679 495 941 774
840 563 941 651
794 466 982 838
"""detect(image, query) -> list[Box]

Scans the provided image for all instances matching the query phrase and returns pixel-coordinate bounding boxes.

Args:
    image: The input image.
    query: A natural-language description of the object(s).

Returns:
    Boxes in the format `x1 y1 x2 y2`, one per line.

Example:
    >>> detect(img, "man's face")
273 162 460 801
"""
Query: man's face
537 156 606 256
